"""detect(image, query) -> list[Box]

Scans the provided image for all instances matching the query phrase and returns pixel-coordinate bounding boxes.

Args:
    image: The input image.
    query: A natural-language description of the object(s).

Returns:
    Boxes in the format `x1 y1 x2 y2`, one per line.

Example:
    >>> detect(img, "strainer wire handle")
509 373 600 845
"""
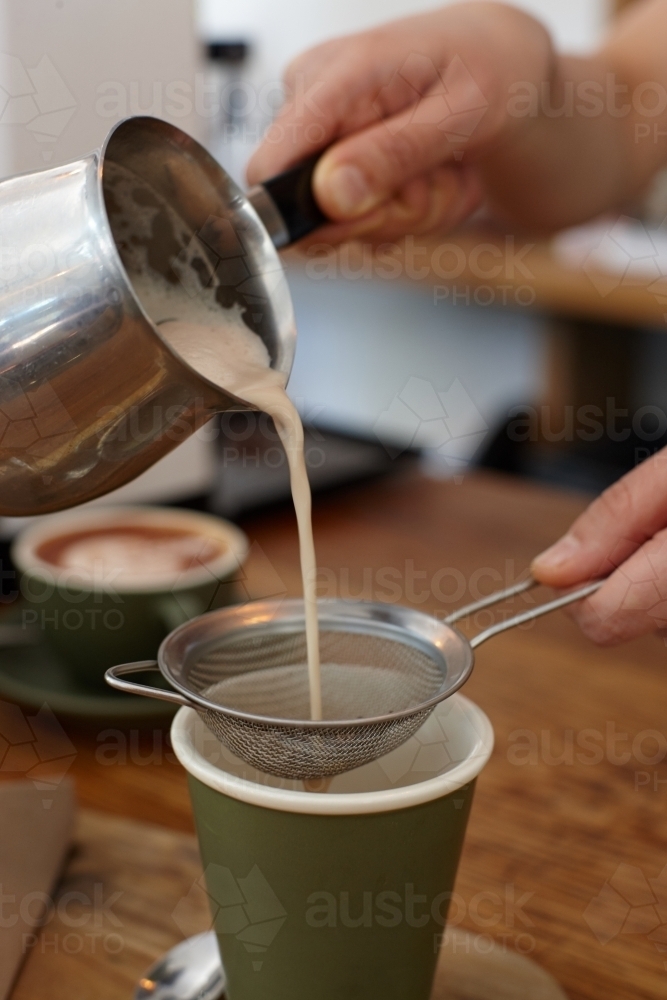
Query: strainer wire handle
444 576 536 625
468 579 603 649
105 661 190 706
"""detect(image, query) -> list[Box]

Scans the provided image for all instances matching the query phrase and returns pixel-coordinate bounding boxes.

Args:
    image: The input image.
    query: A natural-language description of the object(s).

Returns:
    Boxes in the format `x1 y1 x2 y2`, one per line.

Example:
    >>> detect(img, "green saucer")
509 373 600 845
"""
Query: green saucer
0 644 175 721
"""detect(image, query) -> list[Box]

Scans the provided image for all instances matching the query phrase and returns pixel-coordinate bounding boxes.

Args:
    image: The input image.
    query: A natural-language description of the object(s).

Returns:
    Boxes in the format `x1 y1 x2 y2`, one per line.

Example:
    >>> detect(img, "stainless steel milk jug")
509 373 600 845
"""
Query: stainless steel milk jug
0 116 325 515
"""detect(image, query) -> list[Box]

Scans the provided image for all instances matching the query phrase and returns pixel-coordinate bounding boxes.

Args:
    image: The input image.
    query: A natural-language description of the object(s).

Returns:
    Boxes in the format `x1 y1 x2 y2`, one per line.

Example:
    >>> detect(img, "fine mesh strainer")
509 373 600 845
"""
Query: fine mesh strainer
106 580 601 780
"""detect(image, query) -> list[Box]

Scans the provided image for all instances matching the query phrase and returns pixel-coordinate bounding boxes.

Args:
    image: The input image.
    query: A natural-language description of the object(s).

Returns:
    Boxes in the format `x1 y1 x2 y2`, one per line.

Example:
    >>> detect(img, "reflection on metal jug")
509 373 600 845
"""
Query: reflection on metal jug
0 116 324 516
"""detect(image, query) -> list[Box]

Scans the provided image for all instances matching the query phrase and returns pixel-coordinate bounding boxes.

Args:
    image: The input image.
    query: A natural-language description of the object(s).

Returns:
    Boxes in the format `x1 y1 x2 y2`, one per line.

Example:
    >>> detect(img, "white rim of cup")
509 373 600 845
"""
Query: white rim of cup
11 505 249 593
170 694 494 816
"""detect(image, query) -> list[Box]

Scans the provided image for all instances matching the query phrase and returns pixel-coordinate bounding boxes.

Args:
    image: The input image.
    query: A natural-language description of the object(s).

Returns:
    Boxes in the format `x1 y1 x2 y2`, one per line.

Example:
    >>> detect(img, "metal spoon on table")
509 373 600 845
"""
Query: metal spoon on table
134 931 224 1000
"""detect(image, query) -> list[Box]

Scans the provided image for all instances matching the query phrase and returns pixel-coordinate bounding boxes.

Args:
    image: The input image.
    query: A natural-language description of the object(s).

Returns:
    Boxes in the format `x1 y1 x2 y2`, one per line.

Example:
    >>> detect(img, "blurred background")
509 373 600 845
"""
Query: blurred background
1 0 666 540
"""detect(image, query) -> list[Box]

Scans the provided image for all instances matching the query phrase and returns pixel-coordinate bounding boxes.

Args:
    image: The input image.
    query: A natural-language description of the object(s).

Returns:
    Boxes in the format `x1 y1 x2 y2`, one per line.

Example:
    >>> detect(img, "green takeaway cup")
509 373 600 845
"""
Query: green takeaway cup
171 693 493 1000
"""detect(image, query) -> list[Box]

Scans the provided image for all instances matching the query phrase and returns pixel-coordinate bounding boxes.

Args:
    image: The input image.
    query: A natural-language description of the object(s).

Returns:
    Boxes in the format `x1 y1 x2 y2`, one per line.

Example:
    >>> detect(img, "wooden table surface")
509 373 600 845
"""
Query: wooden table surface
4 468 667 1000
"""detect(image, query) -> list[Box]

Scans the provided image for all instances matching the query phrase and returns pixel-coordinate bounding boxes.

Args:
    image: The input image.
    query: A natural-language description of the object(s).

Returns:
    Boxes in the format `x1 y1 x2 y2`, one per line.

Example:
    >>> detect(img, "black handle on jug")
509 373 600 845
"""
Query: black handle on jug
248 154 328 248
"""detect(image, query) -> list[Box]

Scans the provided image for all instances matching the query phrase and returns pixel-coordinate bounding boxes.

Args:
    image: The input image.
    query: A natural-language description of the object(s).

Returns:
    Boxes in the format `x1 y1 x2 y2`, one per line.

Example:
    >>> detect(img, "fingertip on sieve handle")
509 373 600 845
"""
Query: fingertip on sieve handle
105 661 190 706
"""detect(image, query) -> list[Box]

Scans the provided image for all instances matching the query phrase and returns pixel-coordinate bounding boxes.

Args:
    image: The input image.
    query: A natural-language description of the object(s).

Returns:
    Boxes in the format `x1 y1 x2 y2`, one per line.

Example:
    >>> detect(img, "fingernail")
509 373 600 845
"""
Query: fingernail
532 534 581 571
319 164 377 217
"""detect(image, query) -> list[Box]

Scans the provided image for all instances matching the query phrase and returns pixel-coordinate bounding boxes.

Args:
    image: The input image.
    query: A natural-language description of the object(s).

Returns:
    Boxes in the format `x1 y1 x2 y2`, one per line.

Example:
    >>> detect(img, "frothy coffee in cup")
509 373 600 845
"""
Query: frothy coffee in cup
16 506 247 595
35 524 228 590
11 506 248 690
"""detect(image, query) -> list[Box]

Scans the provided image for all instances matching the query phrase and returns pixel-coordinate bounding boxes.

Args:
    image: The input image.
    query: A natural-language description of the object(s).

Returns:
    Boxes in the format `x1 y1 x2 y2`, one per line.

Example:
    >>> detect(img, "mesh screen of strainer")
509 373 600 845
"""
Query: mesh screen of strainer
182 627 445 722
168 616 454 779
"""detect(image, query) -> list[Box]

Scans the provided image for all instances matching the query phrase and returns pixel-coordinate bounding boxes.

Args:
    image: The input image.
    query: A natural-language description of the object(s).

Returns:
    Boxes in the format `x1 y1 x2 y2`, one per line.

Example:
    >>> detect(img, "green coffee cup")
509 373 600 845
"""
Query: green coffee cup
11 505 248 690
171 693 493 1000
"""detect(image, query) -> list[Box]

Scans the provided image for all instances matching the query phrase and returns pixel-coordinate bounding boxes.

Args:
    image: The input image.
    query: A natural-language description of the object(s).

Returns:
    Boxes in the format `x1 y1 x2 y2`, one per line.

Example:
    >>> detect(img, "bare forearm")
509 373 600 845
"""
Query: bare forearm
249 0 667 242
481 0 667 231
478 57 635 231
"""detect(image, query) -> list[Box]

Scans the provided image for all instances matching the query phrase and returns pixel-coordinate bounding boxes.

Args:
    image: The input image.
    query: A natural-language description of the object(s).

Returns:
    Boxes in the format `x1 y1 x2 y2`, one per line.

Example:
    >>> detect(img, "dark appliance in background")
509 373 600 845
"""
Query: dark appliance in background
480 323 667 494
208 414 412 519
206 40 251 138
